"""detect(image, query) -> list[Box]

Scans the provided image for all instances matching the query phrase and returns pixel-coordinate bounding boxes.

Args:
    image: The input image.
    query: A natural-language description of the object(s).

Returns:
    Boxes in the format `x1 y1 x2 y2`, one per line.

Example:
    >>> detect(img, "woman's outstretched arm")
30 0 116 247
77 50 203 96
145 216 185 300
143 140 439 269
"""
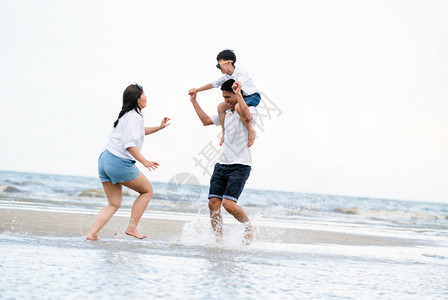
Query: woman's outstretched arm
145 117 170 135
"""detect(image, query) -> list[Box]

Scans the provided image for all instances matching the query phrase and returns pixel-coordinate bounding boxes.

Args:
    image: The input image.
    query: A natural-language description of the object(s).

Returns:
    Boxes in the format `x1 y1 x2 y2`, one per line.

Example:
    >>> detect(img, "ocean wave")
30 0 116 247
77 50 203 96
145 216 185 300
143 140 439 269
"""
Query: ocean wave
77 189 106 198
334 207 447 223
77 188 145 198
77 188 167 200
0 184 21 193
78 189 141 198
4 180 40 186
239 204 327 221
244 202 321 211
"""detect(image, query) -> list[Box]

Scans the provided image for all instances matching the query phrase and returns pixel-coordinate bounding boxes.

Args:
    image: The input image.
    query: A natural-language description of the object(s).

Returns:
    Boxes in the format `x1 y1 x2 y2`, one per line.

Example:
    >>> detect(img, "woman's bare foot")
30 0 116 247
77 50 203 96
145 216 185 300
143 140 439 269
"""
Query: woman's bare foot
243 224 256 246
248 130 256 147
125 229 147 239
86 233 100 241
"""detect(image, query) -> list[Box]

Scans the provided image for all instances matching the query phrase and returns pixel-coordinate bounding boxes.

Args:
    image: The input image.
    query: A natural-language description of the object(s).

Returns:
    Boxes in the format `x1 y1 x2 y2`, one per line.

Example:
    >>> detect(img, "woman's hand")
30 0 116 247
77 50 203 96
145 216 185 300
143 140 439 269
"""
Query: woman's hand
142 160 159 171
144 118 170 135
160 117 171 129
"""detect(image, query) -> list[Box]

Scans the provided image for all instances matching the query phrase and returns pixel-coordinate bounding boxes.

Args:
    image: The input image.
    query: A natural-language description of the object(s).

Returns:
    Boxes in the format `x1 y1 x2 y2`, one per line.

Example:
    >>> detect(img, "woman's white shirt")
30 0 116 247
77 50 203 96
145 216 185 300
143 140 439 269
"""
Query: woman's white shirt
105 110 145 161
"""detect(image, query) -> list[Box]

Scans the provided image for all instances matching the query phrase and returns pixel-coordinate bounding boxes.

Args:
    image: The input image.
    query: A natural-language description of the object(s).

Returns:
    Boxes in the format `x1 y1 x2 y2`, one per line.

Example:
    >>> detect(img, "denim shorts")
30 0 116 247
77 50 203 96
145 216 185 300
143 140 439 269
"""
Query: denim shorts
98 149 141 184
243 92 261 107
208 163 251 203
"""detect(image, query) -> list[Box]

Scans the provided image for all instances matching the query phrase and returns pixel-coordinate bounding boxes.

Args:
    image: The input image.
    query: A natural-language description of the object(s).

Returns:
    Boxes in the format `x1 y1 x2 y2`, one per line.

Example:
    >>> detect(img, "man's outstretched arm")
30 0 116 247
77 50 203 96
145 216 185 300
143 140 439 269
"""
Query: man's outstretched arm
190 90 214 126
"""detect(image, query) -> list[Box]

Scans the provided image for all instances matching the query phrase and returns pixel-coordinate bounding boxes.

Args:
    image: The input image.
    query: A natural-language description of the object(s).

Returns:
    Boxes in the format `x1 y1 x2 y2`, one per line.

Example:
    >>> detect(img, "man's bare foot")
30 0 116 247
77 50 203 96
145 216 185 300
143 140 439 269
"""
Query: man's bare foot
125 229 147 239
248 129 256 147
243 225 256 246
215 235 223 244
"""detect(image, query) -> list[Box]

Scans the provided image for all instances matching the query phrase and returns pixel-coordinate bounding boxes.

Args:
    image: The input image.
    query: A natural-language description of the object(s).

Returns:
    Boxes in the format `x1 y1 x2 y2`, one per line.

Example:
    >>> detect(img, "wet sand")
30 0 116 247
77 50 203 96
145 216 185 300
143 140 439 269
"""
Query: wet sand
0 207 422 246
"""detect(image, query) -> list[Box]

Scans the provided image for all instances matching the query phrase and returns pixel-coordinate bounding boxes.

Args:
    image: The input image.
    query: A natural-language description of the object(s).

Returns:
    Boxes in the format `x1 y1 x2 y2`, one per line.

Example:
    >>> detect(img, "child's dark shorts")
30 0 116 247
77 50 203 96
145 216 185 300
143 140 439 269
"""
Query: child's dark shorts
208 163 251 203
243 92 261 107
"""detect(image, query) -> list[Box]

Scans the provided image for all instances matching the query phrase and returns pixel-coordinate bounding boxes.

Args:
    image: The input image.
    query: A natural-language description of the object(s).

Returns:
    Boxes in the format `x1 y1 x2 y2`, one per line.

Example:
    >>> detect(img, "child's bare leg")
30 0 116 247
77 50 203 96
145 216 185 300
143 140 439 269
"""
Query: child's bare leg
235 103 256 147
218 102 227 146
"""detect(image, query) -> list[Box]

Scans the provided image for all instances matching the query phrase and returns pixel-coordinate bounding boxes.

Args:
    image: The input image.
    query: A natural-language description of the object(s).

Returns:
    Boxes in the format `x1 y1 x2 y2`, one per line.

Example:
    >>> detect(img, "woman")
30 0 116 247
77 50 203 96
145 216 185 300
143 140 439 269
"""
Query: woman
87 83 170 240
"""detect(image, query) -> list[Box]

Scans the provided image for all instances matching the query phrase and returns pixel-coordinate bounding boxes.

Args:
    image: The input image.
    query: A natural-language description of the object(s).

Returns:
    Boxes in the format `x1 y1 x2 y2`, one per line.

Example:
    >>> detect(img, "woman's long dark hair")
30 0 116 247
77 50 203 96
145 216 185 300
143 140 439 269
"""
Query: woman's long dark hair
114 84 143 128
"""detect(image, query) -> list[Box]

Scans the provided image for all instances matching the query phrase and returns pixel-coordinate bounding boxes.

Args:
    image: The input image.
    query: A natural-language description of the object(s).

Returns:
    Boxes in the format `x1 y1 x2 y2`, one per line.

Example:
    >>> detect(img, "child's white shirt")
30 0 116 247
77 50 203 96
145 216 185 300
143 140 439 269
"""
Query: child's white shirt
211 66 259 96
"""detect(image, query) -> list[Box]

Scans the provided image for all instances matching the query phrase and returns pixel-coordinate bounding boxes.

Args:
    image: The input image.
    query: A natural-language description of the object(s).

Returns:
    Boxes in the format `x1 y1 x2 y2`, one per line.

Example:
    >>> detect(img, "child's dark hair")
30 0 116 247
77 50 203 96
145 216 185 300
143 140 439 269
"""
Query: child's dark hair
217 49 236 66
114 84 143 128
221 79 235 93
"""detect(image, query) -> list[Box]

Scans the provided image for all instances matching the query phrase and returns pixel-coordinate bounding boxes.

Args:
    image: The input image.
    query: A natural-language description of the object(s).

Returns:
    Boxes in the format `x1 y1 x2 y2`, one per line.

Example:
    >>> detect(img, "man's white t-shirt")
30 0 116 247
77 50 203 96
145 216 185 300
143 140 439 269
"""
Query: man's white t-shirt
210 107 258 166
211 66 259 96
105 110 145 160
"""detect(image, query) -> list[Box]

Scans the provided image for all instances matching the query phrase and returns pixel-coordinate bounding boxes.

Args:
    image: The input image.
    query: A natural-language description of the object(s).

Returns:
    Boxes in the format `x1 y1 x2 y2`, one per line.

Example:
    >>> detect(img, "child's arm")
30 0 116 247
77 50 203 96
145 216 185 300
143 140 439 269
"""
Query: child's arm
188 83 213 95
196 83 213 92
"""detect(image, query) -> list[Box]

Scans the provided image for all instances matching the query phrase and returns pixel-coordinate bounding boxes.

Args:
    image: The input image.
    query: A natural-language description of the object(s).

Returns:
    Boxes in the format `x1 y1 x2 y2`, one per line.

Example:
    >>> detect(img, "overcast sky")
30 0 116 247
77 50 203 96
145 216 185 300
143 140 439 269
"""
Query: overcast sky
1 0 447 203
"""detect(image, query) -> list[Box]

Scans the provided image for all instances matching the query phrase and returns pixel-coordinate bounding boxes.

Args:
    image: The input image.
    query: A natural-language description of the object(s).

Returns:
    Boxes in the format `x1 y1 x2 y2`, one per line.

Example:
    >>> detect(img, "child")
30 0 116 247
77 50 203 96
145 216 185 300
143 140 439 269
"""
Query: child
188 49 260 147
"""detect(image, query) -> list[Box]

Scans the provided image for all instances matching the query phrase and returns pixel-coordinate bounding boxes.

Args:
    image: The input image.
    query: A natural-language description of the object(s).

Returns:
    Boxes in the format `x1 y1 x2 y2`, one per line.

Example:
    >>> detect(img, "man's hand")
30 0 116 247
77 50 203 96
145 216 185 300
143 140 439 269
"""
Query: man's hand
188 88 197 96
232 81 242 94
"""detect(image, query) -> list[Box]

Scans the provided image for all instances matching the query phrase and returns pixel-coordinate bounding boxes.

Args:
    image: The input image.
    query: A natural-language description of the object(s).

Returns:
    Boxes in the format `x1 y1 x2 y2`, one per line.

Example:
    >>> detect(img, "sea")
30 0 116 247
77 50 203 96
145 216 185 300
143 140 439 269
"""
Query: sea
0 170 447 299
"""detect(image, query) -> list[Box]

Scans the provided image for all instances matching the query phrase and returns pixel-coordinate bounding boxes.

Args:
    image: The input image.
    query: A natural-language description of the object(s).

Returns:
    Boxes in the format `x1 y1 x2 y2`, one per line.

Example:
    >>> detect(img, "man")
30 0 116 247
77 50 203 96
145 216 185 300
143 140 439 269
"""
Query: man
189 79 257 245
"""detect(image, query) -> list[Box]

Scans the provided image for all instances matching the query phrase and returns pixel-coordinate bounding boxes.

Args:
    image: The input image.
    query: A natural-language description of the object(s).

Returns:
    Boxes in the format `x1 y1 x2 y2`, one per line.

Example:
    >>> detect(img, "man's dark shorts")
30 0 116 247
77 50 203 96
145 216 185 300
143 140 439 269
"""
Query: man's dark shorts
208 163 251 203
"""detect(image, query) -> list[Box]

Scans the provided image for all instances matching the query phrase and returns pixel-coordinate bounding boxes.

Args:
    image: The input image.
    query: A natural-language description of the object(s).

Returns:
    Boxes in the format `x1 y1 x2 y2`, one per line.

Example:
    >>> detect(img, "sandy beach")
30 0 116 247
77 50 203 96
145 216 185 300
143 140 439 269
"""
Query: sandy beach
0 207 423 247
